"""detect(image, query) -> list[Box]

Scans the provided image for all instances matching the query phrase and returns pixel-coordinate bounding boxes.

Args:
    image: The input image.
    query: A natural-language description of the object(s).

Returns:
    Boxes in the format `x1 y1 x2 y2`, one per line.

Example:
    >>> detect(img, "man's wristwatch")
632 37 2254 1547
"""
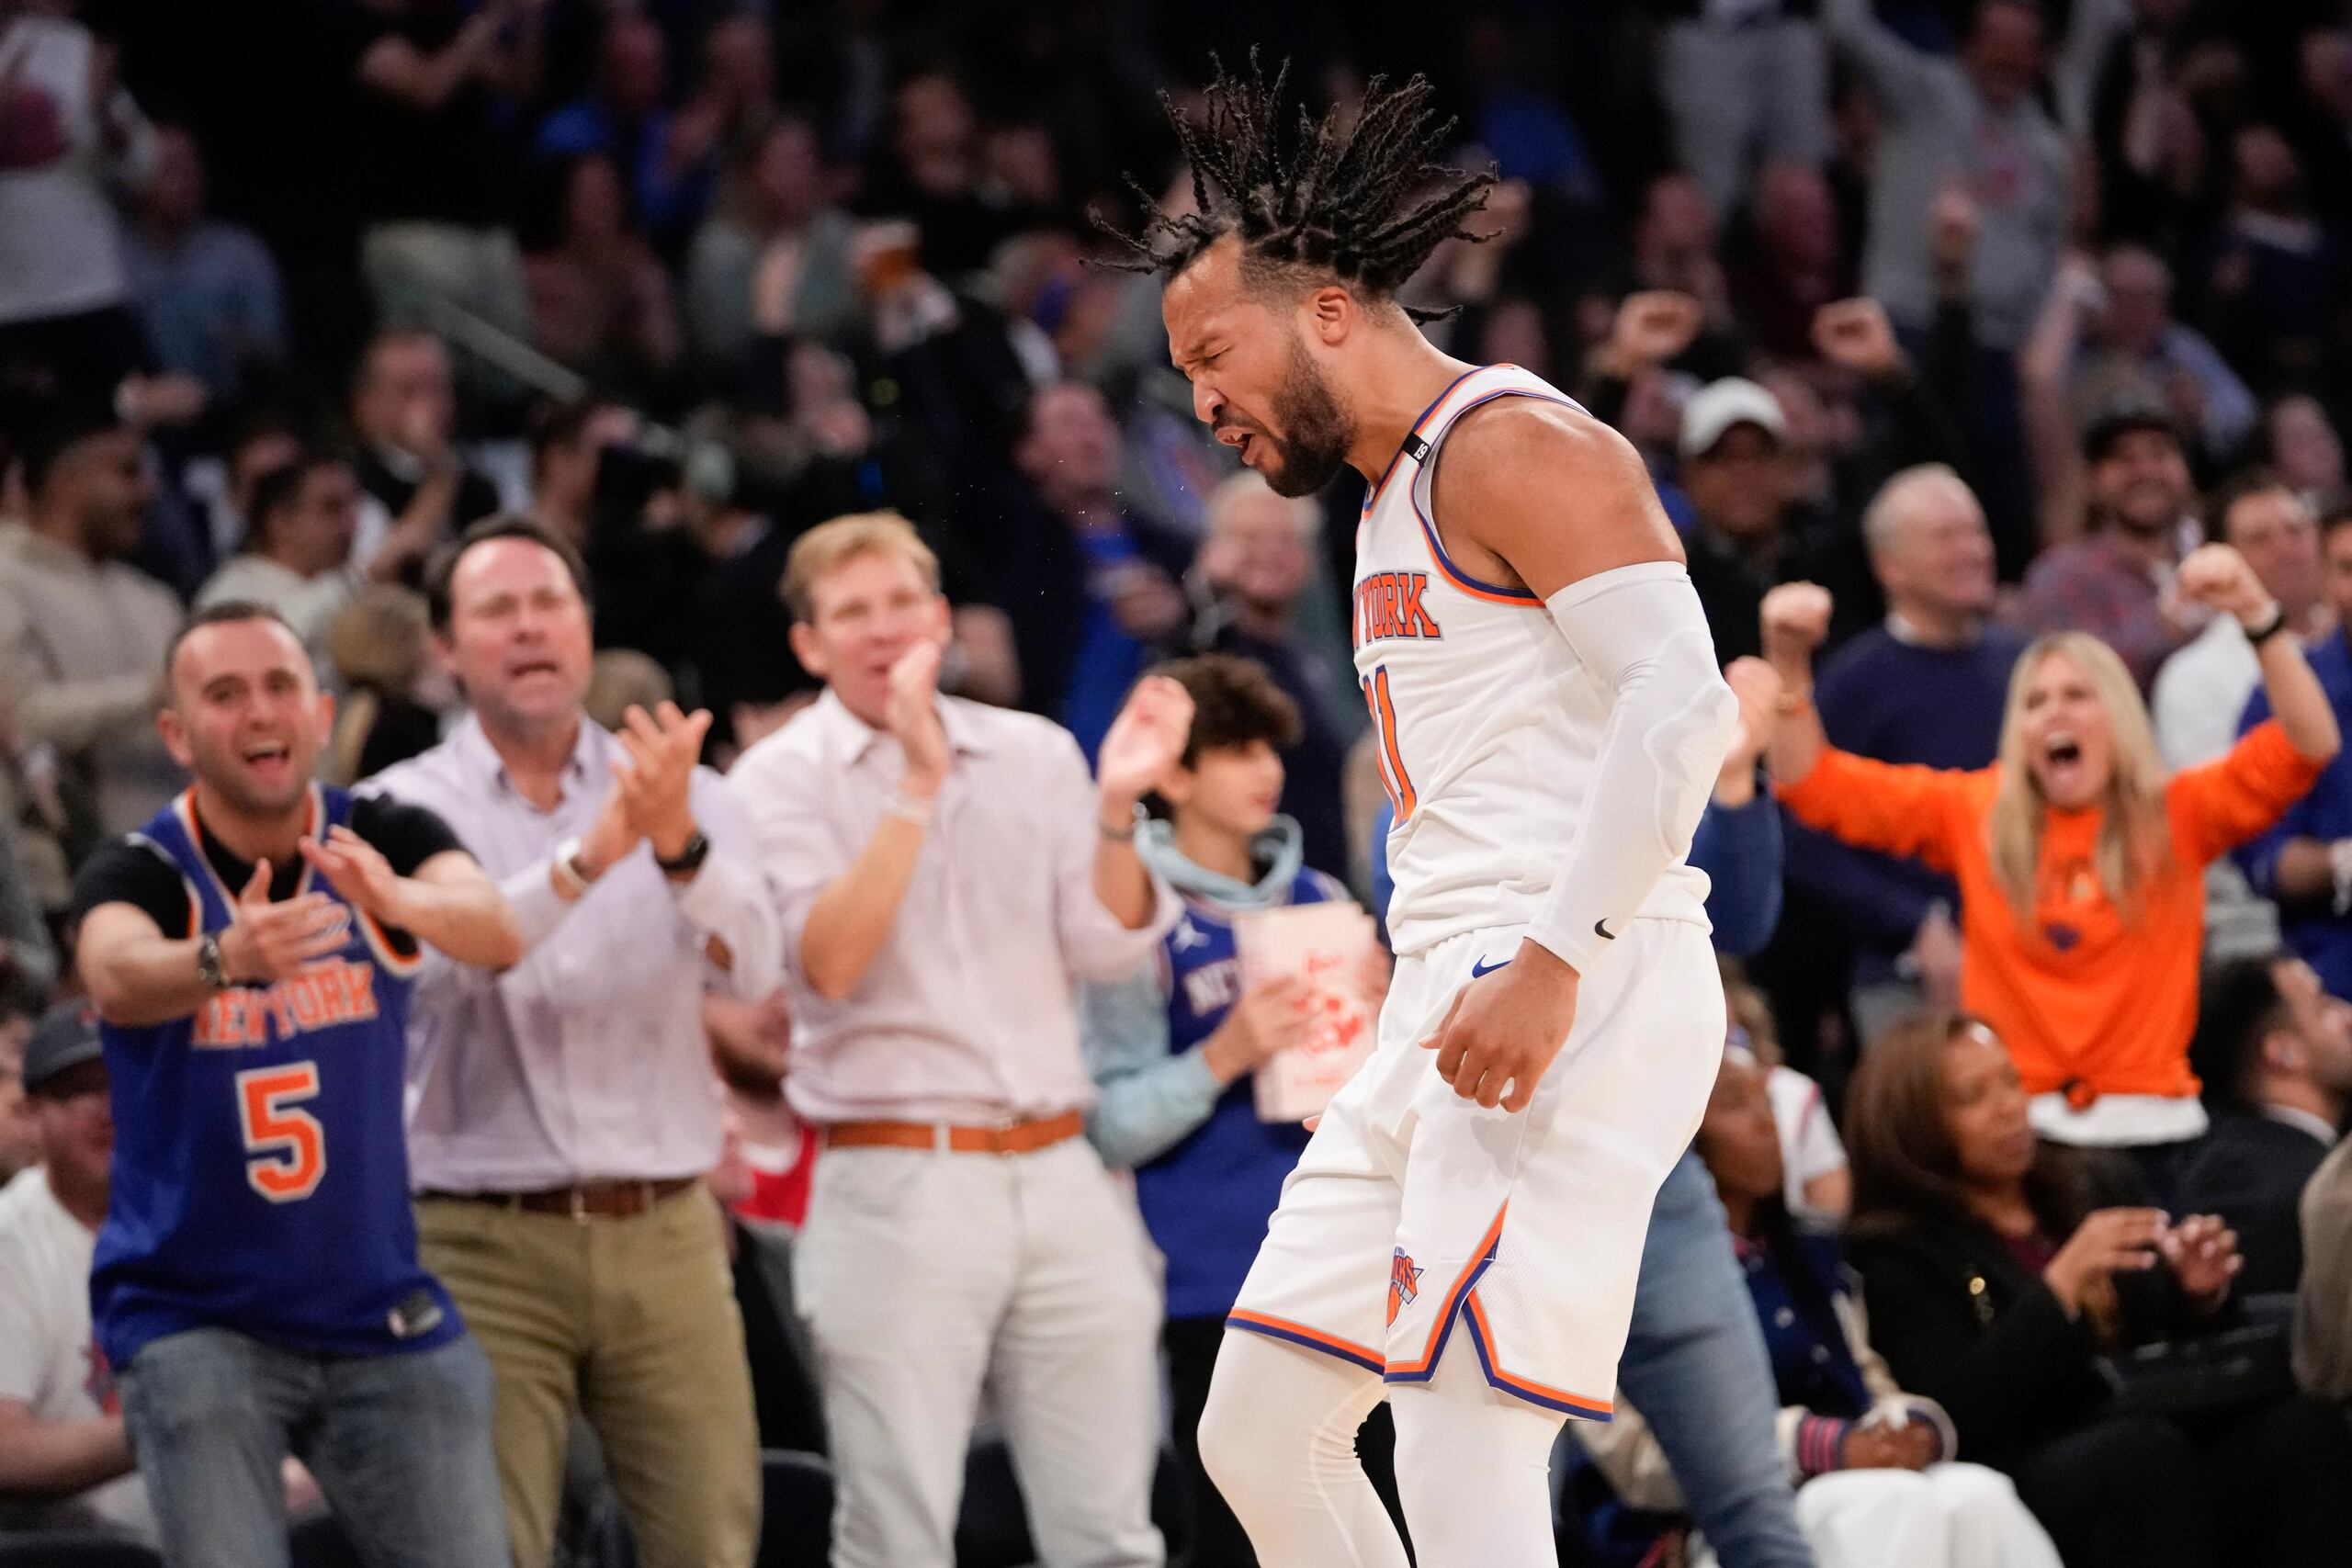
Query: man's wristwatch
656 829 711 879
195 931 230 990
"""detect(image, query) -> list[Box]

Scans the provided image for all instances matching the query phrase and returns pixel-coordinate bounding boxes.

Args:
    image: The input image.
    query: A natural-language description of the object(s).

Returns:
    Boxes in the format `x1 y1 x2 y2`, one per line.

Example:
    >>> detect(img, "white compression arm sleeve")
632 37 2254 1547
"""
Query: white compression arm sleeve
1524 560 1738 976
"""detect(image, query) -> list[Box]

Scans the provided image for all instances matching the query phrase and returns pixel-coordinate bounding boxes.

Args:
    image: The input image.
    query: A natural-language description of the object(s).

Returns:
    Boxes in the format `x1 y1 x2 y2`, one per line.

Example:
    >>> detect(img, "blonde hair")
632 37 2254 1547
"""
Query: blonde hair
325 586 431 694
780 511 941 622
1985 633 2174 926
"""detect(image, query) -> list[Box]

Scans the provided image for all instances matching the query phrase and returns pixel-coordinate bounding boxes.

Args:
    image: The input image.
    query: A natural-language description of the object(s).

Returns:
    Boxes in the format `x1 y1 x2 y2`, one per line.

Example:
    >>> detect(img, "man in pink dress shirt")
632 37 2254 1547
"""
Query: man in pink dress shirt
730 511 1193 1568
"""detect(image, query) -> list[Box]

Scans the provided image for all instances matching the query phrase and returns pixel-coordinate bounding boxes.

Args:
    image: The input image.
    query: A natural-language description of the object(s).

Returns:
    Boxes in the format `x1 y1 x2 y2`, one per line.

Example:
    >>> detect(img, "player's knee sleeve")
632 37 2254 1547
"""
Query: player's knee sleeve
1387 1361 1566 1567
1197 1329 1386 1520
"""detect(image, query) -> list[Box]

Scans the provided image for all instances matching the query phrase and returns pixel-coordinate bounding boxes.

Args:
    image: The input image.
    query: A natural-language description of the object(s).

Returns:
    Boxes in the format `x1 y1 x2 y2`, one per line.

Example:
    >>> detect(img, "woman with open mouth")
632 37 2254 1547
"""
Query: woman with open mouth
1753 543 2341 1193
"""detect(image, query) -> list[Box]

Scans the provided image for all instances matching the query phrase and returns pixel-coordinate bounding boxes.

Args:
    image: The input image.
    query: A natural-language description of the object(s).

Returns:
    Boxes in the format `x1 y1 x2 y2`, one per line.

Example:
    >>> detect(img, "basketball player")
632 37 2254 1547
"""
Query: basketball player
1109 64 1741 1563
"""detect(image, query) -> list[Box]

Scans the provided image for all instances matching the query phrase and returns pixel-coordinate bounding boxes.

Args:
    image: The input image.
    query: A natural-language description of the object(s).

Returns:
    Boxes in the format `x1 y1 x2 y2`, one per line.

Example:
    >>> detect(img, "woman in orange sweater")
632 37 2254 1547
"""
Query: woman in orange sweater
1759 543 2339 1171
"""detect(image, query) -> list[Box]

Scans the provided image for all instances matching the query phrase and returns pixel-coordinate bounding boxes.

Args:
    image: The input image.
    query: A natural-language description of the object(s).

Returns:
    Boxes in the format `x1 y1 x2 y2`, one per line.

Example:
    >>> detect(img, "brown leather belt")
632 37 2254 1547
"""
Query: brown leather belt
420 1175 698 1220
822 1110 1084 1156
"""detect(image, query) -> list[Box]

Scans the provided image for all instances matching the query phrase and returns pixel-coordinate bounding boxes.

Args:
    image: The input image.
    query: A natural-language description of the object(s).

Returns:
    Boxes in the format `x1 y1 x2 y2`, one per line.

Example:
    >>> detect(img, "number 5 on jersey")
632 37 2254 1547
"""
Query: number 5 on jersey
1361 665 1416 820
236 1063 325 1202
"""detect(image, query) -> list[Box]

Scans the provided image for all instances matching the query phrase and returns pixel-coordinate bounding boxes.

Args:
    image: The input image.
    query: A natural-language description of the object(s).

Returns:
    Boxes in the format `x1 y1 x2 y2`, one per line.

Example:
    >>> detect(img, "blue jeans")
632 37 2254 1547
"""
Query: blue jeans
1617 1151 1815 1568
119 1326 508 1568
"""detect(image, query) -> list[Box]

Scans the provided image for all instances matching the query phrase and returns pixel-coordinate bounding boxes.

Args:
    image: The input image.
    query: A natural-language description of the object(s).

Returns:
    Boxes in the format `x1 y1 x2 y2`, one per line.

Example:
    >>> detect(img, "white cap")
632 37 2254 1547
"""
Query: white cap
1679 378 1788 458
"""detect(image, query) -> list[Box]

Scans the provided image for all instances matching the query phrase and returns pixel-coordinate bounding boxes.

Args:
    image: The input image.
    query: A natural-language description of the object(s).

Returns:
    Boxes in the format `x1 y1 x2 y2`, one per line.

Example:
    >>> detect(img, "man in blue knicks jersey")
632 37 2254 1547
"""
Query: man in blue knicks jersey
71 602 522 1568
1112 62 1740 1566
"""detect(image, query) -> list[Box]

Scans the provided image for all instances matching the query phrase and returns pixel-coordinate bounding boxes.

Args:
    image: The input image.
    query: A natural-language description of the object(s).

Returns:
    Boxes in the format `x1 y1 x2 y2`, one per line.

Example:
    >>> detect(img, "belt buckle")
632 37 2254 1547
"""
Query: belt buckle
569 1185 590 1224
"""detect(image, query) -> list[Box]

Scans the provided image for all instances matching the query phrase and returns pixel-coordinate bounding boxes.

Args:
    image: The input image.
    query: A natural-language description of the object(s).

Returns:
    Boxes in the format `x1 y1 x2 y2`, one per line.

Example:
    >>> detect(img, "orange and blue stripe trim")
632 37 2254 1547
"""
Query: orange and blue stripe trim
1459 1292 1614 1420
1404 385 1581 607
355 906 424 978
171 785 322 908
1225 1310 1386 1374
1384 1206 1508 1382
1382 1204 1613 1422
1362 366 1485 516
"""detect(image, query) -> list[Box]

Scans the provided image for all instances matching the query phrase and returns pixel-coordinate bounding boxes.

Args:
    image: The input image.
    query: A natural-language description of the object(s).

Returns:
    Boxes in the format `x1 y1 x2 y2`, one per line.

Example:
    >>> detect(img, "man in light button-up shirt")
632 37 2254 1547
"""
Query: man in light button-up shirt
366 516 780 1568
729 511 1188 1568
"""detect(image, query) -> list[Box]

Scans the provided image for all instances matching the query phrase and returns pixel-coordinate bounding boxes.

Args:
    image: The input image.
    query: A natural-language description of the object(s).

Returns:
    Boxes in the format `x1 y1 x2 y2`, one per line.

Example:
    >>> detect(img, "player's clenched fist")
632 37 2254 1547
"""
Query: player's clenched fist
1419 942 1580 1112
217 859 351 984
1759 581 1833 671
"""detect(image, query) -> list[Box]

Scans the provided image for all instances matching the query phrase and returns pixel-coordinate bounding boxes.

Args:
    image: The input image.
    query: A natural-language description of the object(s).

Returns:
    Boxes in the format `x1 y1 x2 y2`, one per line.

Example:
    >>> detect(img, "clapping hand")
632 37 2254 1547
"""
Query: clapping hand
2159 1213 2242 1309
219 860 351 983
887 640 952 796
299 828 415 933
614 701 713 862
2043 1207 2165 1315
1096 675 1196 810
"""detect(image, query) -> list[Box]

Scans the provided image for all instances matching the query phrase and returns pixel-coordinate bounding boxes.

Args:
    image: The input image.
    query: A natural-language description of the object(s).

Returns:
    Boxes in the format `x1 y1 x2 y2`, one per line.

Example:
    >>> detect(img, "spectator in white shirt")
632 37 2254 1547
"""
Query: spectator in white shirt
2152 471 2329 960
0 1001 153 1542
729 511 1191 1568
195 454 362 656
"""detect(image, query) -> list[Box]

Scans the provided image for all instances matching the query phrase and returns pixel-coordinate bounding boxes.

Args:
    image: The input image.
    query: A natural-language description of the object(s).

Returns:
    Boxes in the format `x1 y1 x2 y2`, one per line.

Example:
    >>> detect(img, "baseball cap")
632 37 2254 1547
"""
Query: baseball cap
1679 378 1788 459
2082 399 2184 464
21 1000 103 1097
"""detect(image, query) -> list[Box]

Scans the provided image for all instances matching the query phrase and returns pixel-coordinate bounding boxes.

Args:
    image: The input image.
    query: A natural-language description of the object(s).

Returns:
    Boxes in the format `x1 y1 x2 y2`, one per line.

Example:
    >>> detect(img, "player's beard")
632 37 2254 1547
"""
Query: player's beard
1257 335 1354 499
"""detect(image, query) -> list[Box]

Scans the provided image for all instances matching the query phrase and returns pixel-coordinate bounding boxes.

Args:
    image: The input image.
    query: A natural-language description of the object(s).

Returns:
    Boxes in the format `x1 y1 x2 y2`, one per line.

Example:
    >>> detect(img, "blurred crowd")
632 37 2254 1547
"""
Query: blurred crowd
10 0 2352 1565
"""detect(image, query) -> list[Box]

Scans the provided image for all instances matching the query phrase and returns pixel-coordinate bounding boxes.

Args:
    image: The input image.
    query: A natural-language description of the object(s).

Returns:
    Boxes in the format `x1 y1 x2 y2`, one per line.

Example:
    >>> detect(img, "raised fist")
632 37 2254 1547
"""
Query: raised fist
1604 291 1705 378
1760 582 1834 669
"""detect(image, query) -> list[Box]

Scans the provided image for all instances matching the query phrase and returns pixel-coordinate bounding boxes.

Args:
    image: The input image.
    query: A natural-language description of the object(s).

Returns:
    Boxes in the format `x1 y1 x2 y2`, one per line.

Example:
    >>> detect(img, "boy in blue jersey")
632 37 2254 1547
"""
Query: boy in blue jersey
1081 653 1390 1568
70 602 523 1568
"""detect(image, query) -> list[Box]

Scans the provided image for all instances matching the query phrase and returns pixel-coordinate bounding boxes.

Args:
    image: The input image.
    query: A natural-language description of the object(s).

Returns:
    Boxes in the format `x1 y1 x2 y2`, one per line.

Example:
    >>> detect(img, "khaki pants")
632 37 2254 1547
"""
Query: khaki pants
416 1184 760 1568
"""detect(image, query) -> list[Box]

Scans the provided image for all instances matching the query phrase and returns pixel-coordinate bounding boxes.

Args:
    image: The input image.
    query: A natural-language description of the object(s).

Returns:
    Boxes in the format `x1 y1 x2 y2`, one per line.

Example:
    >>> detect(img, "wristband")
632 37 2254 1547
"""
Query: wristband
883 787 935 826
2244 602 2290 646
1098 807 1139 842
2329 839 2352 918
549 837 593 901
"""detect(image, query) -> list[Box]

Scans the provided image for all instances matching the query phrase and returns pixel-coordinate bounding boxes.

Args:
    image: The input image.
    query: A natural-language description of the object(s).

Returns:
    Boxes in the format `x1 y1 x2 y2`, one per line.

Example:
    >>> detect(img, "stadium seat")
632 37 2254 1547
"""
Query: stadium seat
758 1448 834 1568
950 1438 1185 1567
954 1438 1034 1568
287 1511 362 1568
0 1534 161 1568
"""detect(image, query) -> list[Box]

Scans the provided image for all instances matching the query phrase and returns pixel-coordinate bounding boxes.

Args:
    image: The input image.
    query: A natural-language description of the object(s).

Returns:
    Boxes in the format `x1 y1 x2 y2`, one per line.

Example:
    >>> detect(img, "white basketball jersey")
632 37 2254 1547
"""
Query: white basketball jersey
1352 363 1713 957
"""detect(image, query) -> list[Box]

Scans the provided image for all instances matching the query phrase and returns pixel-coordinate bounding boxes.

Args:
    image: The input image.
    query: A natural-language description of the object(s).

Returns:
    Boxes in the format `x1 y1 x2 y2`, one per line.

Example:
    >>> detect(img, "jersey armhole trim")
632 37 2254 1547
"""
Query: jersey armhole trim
1408 386 1571 606
1362 365 1485 516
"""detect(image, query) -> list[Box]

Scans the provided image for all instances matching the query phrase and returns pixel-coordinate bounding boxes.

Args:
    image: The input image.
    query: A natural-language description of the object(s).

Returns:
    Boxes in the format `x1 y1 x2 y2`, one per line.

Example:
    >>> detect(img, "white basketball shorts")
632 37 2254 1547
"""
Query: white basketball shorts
1226 916 1724 1421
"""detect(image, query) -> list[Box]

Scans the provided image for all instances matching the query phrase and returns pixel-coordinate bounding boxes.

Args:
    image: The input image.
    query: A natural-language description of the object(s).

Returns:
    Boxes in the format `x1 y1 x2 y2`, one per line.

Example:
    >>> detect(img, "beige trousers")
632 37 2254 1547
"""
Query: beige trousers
416 1183 760 1568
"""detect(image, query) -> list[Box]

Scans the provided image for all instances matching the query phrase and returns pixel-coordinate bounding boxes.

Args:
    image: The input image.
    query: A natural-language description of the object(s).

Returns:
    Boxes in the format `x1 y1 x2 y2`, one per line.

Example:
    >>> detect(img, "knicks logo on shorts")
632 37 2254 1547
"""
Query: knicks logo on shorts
1387 1249 1425 1326
1354 570 1443 647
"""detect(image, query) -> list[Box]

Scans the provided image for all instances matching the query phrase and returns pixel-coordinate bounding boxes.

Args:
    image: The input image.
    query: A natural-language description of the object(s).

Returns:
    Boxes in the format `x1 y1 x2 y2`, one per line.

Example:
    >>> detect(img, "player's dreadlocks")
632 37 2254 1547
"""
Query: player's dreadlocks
1099 55 1495 322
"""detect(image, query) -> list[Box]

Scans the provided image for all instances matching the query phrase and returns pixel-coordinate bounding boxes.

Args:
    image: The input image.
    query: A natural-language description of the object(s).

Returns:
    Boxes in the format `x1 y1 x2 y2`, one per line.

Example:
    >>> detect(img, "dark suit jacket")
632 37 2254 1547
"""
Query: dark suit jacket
2178 1111 2335 1297
1850 1199 2202 1472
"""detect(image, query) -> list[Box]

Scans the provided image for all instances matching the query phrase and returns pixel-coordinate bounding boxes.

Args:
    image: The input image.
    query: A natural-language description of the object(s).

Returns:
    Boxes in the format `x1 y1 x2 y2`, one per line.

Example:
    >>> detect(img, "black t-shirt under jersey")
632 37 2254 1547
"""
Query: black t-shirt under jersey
72 795 464 950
